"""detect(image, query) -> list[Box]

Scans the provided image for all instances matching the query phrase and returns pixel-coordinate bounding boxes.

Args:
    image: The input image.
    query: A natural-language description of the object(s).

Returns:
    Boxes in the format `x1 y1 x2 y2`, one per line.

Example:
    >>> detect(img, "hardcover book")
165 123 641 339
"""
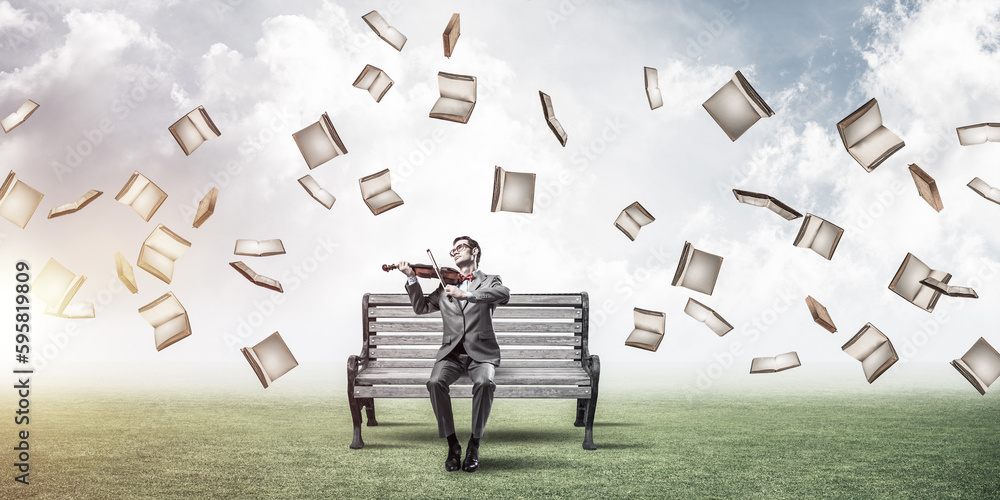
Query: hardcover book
292 112 348 170
115 171 167 222
491 166 536 214
443 13 460 58
430 72 477 124
750 352 801 373
360 169 404 215
234 239 285 257
793 214 844 260
671 241 723 295
48 189 102 218
298 175 335 209
842 322 897 384
702 70 774 141
614 201 654 241
539 91 568 146
242 332 299 388
362 10 407 51
732 189 802 220
836 98 904 172
169 105 221 156
32 258 87 316
1 99 39 133
138 225 192 284
352 64 394 103
919 277 978 299
967 177 1000 205
624 307 666 352
230 261 283 293
0 170 44 229
951 337 1000 395
683 298 733 336
114 251 139 294
907 164 943 212
888 252 951 312
956 122 1000 145
138 292 191 351
193 187 218 228
805 295 836 333
644 67 662 110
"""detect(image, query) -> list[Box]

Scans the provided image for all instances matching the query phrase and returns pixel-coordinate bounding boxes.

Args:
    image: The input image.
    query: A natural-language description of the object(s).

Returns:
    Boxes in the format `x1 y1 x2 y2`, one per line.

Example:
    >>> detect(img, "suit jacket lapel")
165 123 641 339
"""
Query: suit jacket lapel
471 271 486 291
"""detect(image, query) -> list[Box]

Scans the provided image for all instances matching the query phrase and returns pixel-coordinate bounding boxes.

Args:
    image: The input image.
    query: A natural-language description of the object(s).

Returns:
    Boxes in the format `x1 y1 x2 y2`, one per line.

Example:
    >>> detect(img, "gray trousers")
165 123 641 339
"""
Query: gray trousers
426 353 496 439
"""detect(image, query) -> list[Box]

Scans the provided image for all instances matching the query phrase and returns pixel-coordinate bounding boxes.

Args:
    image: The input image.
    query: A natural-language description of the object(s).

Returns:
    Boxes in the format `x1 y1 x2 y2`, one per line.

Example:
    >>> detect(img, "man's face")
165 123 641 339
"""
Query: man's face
450 240 474 266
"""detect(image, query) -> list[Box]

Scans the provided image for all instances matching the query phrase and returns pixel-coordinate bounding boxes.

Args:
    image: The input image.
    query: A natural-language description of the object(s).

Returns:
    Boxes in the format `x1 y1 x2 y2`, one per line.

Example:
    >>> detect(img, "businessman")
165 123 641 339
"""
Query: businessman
396 236 510 472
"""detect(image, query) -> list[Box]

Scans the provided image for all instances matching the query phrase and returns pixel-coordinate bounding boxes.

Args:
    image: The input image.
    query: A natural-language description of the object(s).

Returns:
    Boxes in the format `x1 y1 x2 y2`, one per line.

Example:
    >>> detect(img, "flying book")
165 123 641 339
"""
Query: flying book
230 261 283 293
169 105 221 156
956 123 1000 145
242 332 299 388
805 295 836 333
702 70 774 141
138 292 191 351
352 64 393 103
292 112 348 170
430 72 477 124
138 224 192 284
0 170 44 229
614 201 654 241
907 164 943 212
951 337 1000 395
114 251 139 294
32 258 87 316
750 352 801 373
888 252 951 312
115 171 167 222
360 169 404 215
491 166 535 214
671 241 723 295
793 214 844 260
624 307 666 352
919 277 978 299
836 98 904 172
1 99 39 133
967 177 1000 205
298 175 335 209
443 13 460 58
193 187 218 228
362 10 407 51
842 322 898 384
48 189 102 218
732 189 802 220
234 239 285 257
683 298 733 336
539 91 568 147
644 67 662 110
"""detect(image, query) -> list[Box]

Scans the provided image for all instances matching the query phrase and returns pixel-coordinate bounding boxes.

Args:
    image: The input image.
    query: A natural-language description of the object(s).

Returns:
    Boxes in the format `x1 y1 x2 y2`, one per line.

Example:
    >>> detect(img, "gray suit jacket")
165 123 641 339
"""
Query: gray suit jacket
405 271 510 366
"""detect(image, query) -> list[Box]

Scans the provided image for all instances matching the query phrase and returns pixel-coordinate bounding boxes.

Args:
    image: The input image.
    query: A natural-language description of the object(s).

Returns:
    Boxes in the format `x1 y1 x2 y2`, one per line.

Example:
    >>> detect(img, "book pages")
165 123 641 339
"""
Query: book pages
861 341 897 383
644 67 663 110
430 72 477 123
359 169 404 215
842 323 897 383
920 277 978 299
967 177 1000 205
298 175 335 209
702 71 773 141
292 112 348 170
624 328 663 352
732 189 802 220
443 13 460 58
491 166 535 214
671 241 723 295
750 352 800 373
683 298 733 336
169 105 221 156
836 98 904 172
362 10 407 51
805 295 837 333
115 171 167 222
45 301 95 319
907 164 943 212
888 253 950 312
138 292 191 351
956 123 1000 145
32 258 87 315
614 201 654 240
0 170 44 229
48 189 102 218
114 251 139 294
230 261 284 293
625 307 665 352
234 239 285 256
793 214 844 260
243 332 299 388
138 225 192 284
539 91 568 146
193 187 218 228
352 64 394 103
952 338 1000 394
1 99 39 133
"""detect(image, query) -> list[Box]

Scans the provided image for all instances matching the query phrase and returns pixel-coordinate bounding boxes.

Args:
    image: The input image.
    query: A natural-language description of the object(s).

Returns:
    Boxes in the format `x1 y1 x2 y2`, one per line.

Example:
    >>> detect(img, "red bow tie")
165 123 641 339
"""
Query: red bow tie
461 273 476 282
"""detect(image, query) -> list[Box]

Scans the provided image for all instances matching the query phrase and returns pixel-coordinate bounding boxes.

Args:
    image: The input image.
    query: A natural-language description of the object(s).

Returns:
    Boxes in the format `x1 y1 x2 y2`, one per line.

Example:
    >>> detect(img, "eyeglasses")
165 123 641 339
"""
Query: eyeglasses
449 243 471 257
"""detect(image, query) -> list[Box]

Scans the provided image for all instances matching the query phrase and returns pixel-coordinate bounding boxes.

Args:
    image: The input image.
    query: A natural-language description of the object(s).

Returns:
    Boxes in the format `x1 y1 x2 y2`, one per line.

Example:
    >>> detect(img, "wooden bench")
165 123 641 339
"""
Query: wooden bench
347 292 600 450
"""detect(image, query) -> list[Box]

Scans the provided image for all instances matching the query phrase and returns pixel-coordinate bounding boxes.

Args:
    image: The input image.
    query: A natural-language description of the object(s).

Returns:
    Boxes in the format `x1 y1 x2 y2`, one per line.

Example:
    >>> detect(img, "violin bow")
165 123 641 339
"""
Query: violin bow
426 248 453 303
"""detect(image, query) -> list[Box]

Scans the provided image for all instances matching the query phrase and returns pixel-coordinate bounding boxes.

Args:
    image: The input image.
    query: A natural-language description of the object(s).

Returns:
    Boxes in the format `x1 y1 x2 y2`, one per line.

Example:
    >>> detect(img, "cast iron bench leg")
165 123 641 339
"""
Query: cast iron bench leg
348 356 364 449
583 356 600 450
574 399 587 427
364 398 378 426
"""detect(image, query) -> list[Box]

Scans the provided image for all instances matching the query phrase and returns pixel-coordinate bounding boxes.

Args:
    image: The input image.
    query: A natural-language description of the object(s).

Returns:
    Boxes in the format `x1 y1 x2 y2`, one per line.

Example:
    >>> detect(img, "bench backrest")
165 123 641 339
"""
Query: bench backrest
363 293 590 368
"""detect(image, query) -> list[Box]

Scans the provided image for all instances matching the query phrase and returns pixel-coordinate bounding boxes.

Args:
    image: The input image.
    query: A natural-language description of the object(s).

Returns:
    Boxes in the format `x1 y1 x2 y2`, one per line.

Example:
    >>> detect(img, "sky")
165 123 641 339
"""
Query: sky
1 0 998 395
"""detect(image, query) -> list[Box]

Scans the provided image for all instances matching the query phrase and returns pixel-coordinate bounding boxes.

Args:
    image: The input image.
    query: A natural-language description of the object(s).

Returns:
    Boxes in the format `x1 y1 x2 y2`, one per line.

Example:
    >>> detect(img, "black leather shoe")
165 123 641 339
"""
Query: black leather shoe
445 445 462 472
462 444 479 473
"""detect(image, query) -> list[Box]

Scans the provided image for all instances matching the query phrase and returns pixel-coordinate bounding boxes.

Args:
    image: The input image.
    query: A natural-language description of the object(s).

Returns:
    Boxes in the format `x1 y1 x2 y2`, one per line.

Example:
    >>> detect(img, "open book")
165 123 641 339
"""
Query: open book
2 99 39 133
48 189 102 218
919 277 978 299
362 10 407 51
46 302 95 319
793 214 844 260
624 307 666 352
956 123 1000 145
805 295 836 333
230 261 283 293
193 187 218 228
702 70 774 141
115 171 167 222
951 337 1000 395
907 164 943 212
33 258 88 316
671 241 723 295
683 298 733 336
842 323 898 384
644 67 662 110
888 252 951 312
352 64 393 103
967 177 1000 205
491 166 536 214
242 332 299 388
732 189 802 220
836 98 904 172
614 201 654 241
298 175 335 209
169 105 221 156
235 239 285 256
114 251 139 294
0 170 44 229
443 13 460 58
750 352 800 373
138 225 192 284
292 112 348 170
430 72 477 124
539 91 568 147
360 169 404 216
139 292 191 351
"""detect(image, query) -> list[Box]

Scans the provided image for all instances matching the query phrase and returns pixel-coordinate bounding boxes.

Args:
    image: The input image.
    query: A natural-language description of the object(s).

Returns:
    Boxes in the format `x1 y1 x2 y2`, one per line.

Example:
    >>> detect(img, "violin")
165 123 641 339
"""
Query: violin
382 263 463 285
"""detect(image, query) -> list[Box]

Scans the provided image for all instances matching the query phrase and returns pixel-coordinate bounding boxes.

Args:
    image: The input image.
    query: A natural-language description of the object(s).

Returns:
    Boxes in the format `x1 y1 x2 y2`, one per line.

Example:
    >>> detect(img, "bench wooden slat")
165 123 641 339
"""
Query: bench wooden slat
370 335 581 346
357 368 591 385
366 359 584 369
367 294 584 307
370 348 580 359
368 308 583 319
354 385 592 398
369 321 581 333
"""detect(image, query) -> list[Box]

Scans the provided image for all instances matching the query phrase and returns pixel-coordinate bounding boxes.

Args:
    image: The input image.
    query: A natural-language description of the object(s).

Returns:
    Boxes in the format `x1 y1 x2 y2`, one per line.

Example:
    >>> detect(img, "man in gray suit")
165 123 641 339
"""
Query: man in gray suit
396 236 510 473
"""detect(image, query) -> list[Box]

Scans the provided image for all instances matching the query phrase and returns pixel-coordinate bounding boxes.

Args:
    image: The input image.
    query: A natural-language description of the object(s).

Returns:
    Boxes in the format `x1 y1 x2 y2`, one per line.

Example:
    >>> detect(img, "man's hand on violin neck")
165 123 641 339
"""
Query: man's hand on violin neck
444 285 468 299
397 261 416 278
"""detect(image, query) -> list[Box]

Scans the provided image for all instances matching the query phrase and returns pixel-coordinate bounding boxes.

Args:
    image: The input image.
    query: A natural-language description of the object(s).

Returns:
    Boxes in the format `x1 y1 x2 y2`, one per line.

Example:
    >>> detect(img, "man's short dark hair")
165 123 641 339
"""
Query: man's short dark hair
454 235 481 266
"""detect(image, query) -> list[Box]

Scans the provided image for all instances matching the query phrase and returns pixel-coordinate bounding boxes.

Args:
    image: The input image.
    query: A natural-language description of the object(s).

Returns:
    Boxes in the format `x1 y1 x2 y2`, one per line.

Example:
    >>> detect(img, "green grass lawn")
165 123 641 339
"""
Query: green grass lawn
2 389 997 499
